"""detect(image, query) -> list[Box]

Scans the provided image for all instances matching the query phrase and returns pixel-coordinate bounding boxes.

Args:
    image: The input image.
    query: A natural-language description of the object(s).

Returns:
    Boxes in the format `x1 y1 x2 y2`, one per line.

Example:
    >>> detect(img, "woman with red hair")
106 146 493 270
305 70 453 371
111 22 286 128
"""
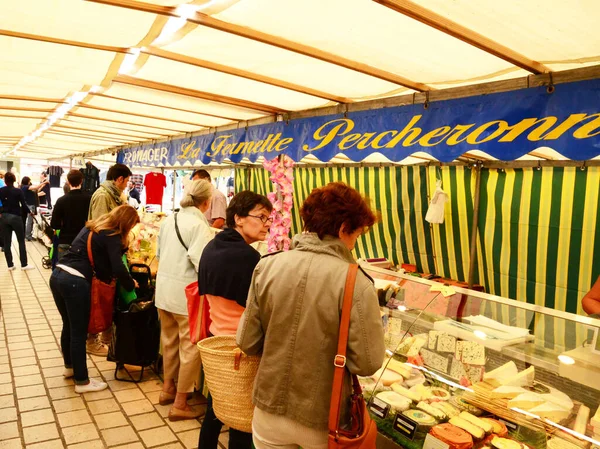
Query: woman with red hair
237 182 385 449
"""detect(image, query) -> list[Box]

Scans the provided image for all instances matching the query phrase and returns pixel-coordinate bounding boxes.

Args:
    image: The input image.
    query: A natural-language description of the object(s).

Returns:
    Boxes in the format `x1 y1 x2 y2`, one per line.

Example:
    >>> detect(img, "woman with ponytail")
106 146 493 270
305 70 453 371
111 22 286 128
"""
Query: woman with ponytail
155 179 214 420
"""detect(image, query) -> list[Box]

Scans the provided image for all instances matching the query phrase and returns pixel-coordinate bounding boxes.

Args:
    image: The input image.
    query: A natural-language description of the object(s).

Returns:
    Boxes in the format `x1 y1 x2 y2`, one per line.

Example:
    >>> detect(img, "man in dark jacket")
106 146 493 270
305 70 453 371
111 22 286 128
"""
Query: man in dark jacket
126 180 140 204
51 169 92 261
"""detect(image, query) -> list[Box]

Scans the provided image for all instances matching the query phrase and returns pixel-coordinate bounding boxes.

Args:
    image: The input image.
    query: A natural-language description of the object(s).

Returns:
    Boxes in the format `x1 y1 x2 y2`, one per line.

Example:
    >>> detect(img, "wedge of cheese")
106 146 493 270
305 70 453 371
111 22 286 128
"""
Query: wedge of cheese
540 389 574 412
386 359 412 379
449 416 485 440
459 411 493 433
502 366 535 387
371 367 404 386
483 361 518 387
573 405 590 434
391 383 421 402
376 391 412 413
508 392 545 410
529 402 571 422
490 386 527 399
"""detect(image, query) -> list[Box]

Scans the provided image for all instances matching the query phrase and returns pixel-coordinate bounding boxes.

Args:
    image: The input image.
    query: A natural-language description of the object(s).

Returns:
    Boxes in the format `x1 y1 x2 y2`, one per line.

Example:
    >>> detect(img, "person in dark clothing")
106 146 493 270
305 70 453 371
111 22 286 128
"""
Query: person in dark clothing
127 180 140 203
80 162 101 194
38 172 52 209
20 176 48 240
51 170 92 261
198 191 272 449
50 205 139 394
0 172 34 270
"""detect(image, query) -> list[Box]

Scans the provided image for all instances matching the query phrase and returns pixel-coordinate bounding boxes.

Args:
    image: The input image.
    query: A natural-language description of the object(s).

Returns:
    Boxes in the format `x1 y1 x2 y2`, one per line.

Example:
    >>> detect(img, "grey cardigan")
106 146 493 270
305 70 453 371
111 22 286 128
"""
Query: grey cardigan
237 233 385 430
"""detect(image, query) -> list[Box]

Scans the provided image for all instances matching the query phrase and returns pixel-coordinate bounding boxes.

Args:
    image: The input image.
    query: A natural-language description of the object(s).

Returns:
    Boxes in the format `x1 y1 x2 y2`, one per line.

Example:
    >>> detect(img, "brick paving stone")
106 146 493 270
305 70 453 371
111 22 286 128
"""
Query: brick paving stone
52 397 85 413
23 422 60 444
62 423 100 445
21 408 56 427
101 425 139 446
19 396 51 412
129 412 165 431
57 409 92 427
139 426 178 447
93 411 128 429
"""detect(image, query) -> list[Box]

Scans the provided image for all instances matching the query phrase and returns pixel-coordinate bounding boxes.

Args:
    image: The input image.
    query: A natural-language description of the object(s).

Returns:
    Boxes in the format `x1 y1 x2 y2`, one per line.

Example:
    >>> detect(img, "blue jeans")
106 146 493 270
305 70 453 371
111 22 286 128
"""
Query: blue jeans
1 213 28 267
50 268 91 384
25 205 36 240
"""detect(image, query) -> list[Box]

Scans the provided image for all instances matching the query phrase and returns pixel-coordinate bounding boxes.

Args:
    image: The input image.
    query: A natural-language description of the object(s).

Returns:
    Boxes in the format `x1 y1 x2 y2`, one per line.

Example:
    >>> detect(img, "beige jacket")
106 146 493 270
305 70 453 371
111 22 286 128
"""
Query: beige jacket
237 233 385 430
88 181 125 220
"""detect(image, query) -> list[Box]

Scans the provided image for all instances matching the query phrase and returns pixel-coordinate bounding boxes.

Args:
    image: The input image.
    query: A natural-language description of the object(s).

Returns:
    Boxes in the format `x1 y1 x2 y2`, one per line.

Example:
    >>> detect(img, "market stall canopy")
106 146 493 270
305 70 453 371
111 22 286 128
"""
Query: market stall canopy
1 0 600 163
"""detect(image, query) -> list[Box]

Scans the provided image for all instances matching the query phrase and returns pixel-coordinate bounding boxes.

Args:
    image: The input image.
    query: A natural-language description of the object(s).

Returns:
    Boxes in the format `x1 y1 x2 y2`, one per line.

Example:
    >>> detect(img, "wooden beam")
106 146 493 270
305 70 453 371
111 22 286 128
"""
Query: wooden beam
62 118 166 137
528 150 554 160
76 102 213 128
0 106 54 113
69 112 190 133
143 46 351 103
372 0 549 74
92 93 241 121
0 29 129 54
463 151 492 161
0 113 45 120
0 95 64 104
86 0 430 92
54 123 154 140
46 130 133 144
114 75 286 114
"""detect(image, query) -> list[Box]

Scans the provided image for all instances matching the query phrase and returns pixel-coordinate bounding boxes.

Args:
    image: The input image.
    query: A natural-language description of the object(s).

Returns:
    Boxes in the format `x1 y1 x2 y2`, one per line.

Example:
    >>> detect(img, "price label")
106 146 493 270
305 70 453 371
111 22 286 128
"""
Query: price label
498 417 519 433
393 414 417 440
369 397 390 419
423 434 450 449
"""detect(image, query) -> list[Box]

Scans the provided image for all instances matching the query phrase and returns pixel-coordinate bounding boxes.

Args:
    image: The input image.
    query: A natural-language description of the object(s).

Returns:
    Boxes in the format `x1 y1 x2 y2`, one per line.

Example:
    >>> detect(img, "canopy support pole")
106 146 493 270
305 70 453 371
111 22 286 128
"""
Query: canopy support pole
467 164 482 288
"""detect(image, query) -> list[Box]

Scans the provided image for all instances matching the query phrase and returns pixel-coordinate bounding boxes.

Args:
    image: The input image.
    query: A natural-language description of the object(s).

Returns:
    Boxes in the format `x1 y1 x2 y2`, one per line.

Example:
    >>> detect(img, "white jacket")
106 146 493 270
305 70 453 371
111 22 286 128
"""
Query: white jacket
155 207 213 315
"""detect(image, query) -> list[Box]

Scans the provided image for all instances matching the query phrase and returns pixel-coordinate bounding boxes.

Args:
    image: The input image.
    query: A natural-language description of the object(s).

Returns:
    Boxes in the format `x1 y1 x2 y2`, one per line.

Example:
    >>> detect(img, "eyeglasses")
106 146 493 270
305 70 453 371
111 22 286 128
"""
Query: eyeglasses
247 214 273 224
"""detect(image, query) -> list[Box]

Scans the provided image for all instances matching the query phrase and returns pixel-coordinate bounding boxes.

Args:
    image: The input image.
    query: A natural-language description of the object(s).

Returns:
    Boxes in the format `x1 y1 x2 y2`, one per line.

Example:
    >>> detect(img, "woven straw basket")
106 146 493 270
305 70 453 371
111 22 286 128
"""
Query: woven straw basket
197 336 260 432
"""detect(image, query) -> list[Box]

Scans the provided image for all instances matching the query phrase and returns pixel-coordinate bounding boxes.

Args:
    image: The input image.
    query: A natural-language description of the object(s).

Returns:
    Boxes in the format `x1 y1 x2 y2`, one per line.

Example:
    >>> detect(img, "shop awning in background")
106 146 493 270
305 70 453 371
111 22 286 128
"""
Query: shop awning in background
1 0 599 163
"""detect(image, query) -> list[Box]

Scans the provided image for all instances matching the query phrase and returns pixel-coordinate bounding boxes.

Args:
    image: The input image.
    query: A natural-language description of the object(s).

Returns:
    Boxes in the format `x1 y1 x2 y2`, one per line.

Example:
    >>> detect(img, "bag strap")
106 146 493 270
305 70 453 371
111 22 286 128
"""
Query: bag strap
328 263 359 437
174 212 188 251
87 231 96 275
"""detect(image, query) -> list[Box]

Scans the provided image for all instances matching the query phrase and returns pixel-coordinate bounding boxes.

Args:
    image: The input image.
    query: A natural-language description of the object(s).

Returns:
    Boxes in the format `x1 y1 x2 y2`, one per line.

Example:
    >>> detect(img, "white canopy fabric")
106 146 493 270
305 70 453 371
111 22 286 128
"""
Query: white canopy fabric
0 0 599 162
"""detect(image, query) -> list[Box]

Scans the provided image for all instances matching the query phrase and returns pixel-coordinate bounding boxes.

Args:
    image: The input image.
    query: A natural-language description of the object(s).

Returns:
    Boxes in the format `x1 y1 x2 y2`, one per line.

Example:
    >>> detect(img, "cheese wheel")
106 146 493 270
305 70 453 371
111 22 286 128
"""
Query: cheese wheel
491 437 523 449
449 417 486 440
375 391 412 413
480 418 508 437
430 423 474 449
404 370 426 388
459 411 493 433
508 393 545 410
429 387 451 401
402 409 437 427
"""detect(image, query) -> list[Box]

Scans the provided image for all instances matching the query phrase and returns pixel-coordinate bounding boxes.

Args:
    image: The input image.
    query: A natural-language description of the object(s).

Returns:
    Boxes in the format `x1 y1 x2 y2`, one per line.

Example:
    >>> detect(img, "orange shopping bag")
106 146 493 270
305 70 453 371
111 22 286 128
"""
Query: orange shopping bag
185 281 212 344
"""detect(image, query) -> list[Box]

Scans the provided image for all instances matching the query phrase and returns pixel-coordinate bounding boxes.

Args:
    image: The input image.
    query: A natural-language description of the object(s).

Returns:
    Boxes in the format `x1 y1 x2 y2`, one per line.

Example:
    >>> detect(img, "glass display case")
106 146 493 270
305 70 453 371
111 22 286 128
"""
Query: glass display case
361 261 600 449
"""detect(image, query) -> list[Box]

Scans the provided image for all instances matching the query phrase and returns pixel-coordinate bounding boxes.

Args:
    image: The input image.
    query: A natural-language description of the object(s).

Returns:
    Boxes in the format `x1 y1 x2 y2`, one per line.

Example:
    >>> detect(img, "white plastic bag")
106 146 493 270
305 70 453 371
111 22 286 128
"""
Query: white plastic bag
425 180 448 224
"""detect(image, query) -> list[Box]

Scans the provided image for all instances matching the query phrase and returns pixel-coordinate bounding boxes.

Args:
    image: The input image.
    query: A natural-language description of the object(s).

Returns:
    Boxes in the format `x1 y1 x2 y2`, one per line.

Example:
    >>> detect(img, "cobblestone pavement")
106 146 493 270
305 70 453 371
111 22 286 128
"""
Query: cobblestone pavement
0 240 229 449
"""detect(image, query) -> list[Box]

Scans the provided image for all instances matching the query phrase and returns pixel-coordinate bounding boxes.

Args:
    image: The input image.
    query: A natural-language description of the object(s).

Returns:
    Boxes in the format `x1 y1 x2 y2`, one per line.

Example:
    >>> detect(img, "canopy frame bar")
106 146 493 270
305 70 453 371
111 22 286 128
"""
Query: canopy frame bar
143 47 350 104
372 0 549 74
0 29 129 54
114 75 287 115
86 0 431 92
68 112 189 133
53 123 159 140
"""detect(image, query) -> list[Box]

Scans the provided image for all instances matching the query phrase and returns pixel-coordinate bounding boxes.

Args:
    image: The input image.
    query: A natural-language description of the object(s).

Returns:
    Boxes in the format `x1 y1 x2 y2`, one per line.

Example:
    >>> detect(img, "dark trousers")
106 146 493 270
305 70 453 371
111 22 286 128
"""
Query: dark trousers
1 213 28 267
198 394 253 449
50 268 91 384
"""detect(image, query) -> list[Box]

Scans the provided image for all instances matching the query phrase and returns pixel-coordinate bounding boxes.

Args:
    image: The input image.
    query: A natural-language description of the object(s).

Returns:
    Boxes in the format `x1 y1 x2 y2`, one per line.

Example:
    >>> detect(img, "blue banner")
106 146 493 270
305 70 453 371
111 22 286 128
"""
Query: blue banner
118 79 600 167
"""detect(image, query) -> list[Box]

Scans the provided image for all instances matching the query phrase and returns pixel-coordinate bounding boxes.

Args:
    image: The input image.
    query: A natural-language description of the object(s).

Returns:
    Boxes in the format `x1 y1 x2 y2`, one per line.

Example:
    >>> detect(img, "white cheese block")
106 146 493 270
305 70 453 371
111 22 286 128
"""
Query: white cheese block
461 341 486 365
449 356 468 380
547 437 585 449
573 405 590 434
529 402 571 422
391 383 422 402
490 386 527 399
428 331 440 350
376 391 412 413
437 334 457 353
508 393 545 410
502 366 535 387
420 348 449 373
449 416 485 439
466 365 485 384
455 340 464 361
484 361 518 387
395 336 415 355
459 411 493 433
371 367 404 386
406 335 427 357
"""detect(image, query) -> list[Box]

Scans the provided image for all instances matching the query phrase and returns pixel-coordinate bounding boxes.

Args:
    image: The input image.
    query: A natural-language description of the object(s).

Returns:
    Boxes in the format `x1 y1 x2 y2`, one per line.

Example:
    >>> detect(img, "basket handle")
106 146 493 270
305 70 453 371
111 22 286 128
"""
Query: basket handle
234 348 242 371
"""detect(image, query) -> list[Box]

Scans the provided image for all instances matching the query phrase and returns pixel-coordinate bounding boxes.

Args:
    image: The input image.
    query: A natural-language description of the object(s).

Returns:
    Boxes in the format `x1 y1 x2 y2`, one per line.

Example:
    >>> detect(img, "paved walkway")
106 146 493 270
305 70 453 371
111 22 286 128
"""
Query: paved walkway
0 240 228 449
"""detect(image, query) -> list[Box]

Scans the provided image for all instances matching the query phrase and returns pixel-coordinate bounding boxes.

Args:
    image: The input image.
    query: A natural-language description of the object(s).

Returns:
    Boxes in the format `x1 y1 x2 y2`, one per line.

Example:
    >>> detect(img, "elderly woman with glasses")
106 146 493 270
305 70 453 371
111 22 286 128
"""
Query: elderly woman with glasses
198 190 273 449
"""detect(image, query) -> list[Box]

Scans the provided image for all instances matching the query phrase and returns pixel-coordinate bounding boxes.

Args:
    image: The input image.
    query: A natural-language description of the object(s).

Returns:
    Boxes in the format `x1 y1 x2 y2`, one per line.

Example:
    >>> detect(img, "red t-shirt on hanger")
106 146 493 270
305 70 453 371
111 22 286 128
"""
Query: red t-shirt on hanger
144 172 166 206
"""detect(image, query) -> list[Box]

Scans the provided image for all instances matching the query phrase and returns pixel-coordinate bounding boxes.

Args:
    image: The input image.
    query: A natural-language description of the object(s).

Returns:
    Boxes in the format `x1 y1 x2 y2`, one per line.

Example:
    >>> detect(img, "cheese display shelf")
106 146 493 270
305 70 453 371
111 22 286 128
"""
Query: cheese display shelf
361 262 600 449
